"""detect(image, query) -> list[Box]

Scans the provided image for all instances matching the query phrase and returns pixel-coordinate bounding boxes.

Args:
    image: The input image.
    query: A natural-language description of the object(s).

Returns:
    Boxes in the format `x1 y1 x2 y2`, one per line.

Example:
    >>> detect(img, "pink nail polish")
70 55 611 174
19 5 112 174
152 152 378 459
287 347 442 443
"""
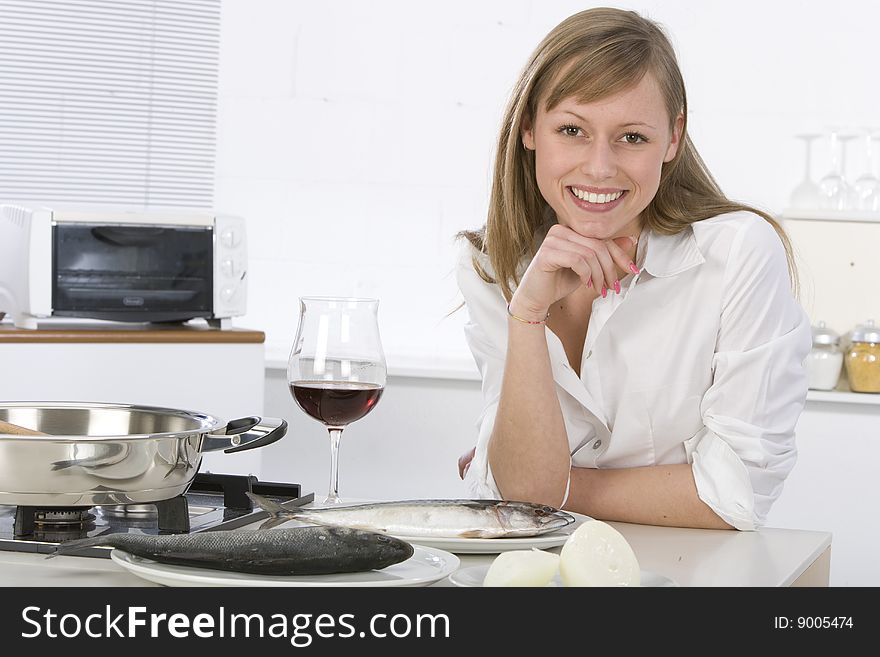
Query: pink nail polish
601 285 607 298
629 262 640 274
613 280 621 294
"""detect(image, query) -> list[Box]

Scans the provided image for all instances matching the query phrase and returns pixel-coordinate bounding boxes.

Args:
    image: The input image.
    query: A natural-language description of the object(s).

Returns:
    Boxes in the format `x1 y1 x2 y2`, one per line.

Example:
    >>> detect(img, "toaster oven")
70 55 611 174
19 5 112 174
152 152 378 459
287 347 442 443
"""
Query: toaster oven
0 205 247 329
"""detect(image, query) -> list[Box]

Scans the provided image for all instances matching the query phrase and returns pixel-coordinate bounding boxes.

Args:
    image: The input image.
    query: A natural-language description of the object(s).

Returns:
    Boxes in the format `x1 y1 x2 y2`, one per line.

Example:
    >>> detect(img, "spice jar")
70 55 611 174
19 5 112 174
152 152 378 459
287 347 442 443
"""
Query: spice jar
806 321 843 391
845 320 880 393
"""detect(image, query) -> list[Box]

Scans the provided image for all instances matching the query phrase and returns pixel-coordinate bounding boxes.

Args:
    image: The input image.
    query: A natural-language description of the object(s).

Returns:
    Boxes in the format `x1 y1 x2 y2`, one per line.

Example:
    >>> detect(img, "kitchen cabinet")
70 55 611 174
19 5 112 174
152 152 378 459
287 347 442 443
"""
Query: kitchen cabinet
779 210 880 339
765 392 880 586
768 210 880 585
0 321 268 476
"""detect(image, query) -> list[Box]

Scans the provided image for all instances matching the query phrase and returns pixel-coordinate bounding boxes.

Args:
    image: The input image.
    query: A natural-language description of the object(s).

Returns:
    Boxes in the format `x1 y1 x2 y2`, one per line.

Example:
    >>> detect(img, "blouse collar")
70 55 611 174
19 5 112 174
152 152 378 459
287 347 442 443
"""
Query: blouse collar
638 224 705 278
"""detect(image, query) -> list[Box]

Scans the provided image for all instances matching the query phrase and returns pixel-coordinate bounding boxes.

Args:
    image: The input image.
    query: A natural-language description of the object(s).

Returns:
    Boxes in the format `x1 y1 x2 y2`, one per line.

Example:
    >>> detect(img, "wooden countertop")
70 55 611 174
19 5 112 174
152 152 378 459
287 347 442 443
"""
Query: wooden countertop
0 322 265 344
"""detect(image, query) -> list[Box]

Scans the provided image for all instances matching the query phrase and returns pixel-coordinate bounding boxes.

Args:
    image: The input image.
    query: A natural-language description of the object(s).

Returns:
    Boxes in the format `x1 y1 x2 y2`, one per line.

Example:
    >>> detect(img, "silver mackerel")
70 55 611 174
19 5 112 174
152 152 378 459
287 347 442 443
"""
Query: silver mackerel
249 493 575 538
50 526 414 575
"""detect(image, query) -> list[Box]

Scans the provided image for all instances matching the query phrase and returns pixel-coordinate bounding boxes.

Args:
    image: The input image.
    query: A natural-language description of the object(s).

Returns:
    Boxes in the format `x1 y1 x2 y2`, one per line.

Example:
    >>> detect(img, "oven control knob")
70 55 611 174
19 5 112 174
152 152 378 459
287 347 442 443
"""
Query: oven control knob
220 229 240 248
220 286 237 303
221 258 236 277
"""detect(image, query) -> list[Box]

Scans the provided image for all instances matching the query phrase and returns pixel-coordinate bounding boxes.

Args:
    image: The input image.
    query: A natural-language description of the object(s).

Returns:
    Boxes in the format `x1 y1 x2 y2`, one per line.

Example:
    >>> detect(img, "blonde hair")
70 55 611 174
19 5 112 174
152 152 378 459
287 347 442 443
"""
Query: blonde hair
460 7 797 301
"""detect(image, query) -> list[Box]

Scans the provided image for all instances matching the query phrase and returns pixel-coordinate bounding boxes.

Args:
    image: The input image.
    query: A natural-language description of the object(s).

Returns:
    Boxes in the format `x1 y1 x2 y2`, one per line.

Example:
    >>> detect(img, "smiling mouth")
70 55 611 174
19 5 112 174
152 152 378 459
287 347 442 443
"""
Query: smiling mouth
568 187 627 204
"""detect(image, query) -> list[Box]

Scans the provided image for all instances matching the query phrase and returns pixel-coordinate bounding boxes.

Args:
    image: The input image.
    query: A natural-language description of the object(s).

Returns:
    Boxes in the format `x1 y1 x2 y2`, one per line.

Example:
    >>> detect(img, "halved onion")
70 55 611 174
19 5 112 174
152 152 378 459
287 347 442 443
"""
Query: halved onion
559 520 640 587
482 549 560 587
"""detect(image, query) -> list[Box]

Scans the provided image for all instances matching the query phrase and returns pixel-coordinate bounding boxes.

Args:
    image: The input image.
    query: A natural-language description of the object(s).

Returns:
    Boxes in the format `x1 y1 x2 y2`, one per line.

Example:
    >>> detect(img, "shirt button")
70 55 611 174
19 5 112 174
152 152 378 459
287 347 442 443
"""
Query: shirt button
585 350 592 359
592 439 602 449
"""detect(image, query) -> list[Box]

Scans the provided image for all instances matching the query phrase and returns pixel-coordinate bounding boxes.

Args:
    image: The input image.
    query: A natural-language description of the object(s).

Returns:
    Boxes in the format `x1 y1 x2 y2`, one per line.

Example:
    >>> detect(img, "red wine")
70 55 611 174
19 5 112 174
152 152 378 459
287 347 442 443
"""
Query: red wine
290 381 384 427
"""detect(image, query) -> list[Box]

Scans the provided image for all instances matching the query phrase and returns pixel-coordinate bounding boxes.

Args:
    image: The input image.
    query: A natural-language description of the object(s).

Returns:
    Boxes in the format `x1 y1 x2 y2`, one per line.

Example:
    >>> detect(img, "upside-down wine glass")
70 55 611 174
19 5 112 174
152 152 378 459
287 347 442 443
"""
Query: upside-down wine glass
818 130 857 211
853 130 880 212
288 297 386 505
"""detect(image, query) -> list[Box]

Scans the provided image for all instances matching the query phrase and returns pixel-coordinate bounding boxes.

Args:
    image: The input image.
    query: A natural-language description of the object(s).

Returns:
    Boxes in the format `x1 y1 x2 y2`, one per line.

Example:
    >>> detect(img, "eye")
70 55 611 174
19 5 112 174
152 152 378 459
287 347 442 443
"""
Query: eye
621 132 648 144
558 124 583 137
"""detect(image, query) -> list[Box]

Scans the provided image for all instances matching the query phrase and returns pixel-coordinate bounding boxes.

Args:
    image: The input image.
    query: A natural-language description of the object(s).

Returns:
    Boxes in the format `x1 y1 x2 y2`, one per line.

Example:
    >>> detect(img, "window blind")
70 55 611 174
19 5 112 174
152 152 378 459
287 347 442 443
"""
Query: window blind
0 0 220 208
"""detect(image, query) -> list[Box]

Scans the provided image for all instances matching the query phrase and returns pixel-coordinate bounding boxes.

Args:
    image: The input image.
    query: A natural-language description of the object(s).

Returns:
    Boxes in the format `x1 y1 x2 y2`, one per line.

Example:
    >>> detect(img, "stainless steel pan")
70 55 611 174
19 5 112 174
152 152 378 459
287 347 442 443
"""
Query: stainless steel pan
0 402 287 506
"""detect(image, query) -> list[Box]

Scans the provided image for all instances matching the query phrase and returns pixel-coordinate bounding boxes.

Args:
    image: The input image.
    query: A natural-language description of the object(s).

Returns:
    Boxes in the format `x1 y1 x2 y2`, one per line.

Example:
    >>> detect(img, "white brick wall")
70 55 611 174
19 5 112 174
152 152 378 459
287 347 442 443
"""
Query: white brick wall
215 0 880 366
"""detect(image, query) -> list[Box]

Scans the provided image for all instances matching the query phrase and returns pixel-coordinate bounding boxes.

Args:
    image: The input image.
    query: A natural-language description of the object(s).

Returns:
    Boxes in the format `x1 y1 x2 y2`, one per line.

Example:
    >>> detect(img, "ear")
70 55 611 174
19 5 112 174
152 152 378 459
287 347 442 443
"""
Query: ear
663 113 684 163
521 115 536 151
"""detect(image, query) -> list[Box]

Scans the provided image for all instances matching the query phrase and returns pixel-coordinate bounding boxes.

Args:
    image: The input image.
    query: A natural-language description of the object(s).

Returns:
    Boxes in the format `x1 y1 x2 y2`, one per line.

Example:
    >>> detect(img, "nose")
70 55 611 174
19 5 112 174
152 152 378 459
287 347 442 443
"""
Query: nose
580 141 617 180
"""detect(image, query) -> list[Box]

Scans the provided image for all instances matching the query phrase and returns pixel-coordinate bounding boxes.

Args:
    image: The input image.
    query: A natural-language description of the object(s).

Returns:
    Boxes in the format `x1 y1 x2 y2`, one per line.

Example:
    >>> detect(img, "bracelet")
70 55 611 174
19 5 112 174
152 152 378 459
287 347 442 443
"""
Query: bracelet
507 303 550 325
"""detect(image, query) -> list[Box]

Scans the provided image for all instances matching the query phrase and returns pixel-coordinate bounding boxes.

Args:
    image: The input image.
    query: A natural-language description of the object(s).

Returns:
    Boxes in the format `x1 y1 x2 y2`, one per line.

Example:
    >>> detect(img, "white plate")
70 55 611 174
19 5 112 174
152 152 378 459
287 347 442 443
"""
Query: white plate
110 545 459 587
448 564 678 588
392 511 592 554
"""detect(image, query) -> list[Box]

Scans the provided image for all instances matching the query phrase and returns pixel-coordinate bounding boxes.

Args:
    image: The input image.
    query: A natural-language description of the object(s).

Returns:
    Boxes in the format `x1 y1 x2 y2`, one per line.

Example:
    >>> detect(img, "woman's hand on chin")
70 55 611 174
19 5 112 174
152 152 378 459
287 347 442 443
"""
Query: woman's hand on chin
510 225 639 316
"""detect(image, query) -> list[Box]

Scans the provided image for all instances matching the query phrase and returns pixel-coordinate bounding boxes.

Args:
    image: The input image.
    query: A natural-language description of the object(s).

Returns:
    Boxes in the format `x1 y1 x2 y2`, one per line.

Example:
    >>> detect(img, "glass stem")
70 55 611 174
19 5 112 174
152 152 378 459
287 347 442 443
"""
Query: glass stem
803 140 812 181
828 133 841 175
326 427 343 504
869 136 878 178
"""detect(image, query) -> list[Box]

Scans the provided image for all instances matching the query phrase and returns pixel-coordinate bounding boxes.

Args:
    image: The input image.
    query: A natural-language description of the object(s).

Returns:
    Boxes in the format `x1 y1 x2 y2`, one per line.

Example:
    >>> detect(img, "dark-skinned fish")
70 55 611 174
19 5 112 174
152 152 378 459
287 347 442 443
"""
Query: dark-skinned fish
49 526 414 575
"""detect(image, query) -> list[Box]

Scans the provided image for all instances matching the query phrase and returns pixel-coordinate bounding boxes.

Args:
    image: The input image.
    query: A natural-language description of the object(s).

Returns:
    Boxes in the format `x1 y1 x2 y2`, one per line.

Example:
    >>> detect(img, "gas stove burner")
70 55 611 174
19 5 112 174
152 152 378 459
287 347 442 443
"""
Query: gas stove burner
0 473 312 555
30 509 97 543
34 527 94 543
33 509 96 528
14 506 97 537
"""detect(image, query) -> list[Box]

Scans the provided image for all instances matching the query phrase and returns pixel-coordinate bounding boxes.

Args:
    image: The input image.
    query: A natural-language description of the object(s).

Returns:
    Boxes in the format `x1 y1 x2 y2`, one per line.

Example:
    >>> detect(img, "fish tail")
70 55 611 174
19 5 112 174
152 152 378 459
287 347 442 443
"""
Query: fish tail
247 491 311 530
47 535 113 558
247 492 344 531
258 517 290 530
246 491 293 516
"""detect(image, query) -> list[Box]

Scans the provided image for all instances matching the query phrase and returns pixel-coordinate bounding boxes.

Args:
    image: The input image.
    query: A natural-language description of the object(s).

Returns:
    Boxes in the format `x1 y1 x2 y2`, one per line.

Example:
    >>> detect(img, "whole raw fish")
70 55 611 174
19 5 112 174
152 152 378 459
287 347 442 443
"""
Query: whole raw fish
248 493 575 539
49 526 414 575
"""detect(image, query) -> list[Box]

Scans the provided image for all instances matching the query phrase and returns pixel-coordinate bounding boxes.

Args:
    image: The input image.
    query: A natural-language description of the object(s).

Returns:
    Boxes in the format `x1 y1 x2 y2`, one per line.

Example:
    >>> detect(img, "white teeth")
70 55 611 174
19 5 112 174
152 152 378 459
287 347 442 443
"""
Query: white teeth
571 188 623 204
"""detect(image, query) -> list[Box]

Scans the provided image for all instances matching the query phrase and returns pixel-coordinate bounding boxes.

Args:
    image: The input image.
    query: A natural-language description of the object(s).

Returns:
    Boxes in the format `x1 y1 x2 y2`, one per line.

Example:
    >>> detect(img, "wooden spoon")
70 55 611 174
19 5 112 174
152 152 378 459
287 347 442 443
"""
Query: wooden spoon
0 419 48 436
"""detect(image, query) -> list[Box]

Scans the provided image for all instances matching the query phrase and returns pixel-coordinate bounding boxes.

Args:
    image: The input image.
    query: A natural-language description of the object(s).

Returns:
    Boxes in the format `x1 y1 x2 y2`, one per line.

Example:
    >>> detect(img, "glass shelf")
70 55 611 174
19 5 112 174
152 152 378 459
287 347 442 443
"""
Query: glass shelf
806 377 880 406
806 389 880 405
780 209 880 224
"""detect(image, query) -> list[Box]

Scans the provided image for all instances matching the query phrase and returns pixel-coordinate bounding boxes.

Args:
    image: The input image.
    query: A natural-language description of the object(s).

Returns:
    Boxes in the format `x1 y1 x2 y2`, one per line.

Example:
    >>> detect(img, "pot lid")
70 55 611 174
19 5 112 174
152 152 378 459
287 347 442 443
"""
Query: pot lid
811 321 839 346
850 319 880 343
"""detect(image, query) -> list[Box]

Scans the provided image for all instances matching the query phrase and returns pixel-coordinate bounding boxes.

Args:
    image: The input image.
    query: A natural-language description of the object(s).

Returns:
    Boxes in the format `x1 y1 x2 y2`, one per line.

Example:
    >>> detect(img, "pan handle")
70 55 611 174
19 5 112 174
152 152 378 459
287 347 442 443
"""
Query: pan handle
201 416 288 454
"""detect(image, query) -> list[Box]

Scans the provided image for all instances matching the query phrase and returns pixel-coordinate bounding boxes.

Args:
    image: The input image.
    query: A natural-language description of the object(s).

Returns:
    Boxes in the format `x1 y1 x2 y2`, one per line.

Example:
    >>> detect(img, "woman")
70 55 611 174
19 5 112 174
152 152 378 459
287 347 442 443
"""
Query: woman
456 8 811 531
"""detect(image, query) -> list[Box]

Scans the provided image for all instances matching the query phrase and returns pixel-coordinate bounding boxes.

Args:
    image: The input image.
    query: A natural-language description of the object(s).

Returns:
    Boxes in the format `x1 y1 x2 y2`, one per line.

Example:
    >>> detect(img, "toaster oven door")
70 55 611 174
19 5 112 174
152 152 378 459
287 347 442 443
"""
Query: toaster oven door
51 223 213 322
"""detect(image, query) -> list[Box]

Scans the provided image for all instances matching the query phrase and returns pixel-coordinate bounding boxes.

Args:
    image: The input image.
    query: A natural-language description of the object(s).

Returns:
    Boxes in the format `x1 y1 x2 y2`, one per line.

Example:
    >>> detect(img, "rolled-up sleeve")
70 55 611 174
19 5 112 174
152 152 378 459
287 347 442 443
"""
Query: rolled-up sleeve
684 217 811 530
455 243 506 498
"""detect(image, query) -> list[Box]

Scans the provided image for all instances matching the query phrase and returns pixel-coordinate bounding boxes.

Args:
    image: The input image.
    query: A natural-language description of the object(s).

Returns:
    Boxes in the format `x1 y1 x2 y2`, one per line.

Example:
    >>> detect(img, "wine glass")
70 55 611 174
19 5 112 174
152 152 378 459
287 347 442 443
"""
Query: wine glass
853 130 880 212
789 133 822 210
288 297 386 505
818 130 857 211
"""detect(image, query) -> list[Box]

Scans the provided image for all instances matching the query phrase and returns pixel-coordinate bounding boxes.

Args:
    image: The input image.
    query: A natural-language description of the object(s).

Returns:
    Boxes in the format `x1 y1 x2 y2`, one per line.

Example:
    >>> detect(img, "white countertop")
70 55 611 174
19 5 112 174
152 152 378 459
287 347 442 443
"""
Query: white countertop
265 345 481 381
266 342 880 405
438 523 832 587
0 521 831 588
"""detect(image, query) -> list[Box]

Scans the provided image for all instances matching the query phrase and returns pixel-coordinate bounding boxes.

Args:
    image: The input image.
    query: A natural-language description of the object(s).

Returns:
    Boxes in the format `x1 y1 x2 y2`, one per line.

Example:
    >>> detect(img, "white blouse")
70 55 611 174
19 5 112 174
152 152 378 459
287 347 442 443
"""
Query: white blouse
457 211 812 531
